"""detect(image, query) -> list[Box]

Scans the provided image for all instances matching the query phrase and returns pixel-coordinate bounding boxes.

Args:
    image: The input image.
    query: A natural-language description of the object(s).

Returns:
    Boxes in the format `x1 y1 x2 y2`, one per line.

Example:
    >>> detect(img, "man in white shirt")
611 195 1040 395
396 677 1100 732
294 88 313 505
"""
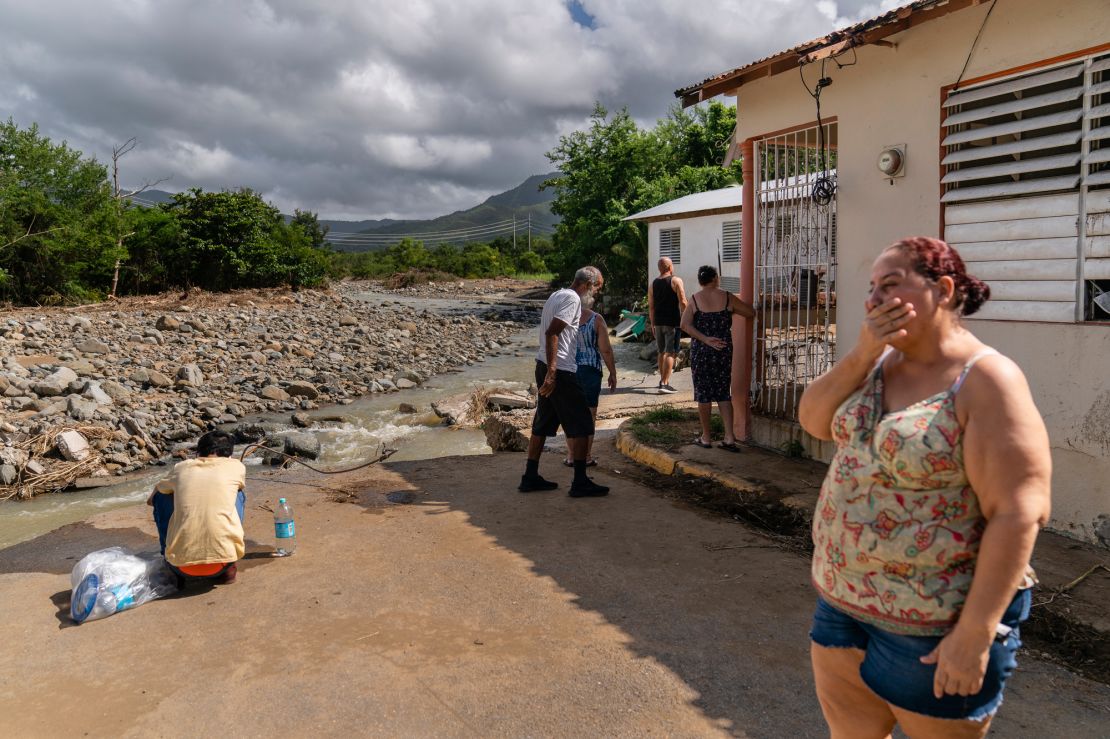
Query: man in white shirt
520 266 609 497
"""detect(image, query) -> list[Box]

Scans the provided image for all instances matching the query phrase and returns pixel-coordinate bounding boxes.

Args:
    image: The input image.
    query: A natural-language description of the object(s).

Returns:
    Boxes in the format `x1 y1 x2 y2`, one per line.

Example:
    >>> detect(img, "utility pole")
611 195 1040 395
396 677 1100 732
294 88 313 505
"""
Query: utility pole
528 213 531 252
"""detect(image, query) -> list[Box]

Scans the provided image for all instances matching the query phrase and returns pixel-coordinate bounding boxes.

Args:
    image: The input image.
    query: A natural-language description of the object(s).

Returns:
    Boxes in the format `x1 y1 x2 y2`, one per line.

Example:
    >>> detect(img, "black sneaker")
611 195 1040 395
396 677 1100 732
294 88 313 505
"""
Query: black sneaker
518 474 559 492
659 384 678 394
569 479 609 497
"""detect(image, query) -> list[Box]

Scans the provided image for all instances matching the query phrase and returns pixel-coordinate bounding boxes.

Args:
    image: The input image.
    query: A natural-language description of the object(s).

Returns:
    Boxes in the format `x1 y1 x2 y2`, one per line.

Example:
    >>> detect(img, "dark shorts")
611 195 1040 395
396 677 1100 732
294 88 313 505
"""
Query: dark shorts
576 365 603 408
532 361 595 438
654 325 679 354
810 589 1031 720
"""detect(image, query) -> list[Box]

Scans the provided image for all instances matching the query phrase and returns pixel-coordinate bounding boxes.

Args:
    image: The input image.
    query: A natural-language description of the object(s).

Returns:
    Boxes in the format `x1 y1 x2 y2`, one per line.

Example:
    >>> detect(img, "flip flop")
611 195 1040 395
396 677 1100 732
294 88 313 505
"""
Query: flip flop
718 441 741 452
563 459 574 467
693 438 713 449
565 459 598 467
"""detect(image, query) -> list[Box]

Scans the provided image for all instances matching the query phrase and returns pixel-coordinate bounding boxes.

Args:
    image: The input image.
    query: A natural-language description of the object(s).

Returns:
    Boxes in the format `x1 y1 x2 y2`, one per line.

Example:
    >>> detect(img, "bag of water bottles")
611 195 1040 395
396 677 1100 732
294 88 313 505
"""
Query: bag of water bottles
69 547 179 624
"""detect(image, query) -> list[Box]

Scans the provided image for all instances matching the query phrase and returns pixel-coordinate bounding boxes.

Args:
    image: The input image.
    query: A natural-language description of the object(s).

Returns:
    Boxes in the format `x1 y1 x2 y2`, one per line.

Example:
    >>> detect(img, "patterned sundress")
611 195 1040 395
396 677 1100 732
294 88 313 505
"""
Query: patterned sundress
811 350 1027 636
690 292 734 403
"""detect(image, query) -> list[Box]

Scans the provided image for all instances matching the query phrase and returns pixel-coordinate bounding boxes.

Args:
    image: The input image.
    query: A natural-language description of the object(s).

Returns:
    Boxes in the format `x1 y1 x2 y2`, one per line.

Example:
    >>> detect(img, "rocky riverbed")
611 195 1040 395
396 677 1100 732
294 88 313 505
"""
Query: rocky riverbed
0 281 542 499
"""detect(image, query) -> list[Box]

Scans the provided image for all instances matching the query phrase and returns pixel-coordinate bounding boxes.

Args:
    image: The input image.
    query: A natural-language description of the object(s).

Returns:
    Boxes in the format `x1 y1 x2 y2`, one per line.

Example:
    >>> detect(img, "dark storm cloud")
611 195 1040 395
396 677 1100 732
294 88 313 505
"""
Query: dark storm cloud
0 0 899 219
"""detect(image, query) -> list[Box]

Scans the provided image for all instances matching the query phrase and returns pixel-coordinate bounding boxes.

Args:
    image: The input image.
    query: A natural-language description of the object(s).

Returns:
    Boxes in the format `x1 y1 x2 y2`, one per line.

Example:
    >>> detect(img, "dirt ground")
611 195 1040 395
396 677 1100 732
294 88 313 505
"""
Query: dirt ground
1 440 1108 737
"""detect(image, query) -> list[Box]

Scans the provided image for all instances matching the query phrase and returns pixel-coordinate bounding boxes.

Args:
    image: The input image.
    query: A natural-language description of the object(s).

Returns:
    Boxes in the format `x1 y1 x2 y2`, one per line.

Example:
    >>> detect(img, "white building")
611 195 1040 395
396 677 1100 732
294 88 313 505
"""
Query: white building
623 186 744 293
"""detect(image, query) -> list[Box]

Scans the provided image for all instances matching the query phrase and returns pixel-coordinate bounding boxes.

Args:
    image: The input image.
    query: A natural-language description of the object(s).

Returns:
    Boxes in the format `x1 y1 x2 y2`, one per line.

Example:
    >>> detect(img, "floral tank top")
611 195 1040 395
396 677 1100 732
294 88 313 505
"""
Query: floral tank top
812 350 1002 636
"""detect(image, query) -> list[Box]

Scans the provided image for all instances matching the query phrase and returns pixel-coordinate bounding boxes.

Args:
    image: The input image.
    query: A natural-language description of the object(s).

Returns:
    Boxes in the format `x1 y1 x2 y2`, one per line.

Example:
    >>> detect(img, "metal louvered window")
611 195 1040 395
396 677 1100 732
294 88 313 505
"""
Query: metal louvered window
942 51 1110 323
721 221 741 262
659 227 681 264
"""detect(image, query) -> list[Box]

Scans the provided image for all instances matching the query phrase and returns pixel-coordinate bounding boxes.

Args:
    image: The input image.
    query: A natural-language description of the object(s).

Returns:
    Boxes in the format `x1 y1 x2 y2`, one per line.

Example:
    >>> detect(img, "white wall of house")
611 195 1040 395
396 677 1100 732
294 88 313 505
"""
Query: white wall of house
646 212 743 298
729 0 1110 543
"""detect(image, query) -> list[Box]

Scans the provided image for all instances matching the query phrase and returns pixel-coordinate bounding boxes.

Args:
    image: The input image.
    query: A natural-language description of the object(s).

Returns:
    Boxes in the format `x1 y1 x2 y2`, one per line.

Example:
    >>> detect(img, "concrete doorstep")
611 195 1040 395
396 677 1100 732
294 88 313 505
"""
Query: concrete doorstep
614 418 1110 686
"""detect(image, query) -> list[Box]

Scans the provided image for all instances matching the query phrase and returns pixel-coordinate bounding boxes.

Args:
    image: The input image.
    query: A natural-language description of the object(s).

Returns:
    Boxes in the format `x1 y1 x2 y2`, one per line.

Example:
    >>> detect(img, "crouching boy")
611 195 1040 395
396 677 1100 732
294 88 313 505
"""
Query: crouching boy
148 429 246 585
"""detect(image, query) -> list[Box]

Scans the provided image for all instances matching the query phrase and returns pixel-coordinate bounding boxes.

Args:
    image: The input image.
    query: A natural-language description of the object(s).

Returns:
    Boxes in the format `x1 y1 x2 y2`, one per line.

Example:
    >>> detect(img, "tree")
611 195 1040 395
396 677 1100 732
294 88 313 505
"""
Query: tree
543 102 742 301
164 188 326 290
0 119 116 304
291 209 329 250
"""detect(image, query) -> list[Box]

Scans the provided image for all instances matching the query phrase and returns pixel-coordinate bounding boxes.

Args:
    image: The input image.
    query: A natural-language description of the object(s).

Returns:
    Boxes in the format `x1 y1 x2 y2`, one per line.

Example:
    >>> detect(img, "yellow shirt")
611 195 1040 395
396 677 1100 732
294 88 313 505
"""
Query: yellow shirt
156 457 246 567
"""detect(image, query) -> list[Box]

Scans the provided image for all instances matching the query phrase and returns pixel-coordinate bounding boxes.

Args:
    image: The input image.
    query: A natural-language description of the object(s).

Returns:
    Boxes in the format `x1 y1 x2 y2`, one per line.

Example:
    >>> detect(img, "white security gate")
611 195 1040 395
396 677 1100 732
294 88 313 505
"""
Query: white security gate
752 123 838 420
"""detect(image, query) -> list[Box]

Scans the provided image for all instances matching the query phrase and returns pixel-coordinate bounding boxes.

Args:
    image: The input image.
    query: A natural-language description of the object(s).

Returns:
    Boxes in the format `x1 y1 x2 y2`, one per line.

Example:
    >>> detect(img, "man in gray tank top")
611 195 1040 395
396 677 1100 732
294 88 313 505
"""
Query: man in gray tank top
648 257 687 393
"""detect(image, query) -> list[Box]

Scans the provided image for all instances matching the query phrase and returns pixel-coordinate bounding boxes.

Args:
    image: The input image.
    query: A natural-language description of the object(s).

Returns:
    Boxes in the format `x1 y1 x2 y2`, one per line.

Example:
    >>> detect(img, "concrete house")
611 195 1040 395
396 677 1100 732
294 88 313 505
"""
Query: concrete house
677 0 1109 545
624 186 744 294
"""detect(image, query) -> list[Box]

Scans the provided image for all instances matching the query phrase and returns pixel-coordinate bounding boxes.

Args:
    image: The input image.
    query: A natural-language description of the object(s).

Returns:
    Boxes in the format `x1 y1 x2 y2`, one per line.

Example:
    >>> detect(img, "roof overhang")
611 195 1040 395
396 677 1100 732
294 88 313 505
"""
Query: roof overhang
624 204 744 224
676 0 985 107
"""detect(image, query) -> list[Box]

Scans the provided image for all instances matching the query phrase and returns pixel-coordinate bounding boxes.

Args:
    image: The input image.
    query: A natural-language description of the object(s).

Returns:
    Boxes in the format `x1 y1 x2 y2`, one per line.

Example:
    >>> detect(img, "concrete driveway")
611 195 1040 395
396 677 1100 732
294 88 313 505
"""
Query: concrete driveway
0 446 1107 737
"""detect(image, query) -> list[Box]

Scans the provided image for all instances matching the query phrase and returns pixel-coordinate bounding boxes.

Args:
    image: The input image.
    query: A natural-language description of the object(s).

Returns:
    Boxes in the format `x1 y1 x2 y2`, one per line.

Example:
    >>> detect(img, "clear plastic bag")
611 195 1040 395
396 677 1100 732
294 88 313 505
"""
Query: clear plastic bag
69 547 179 623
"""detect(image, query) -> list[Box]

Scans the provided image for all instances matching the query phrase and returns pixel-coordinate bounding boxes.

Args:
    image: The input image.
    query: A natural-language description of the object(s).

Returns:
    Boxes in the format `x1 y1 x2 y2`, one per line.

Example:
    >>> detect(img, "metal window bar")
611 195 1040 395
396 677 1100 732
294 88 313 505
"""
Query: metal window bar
752 123 838 420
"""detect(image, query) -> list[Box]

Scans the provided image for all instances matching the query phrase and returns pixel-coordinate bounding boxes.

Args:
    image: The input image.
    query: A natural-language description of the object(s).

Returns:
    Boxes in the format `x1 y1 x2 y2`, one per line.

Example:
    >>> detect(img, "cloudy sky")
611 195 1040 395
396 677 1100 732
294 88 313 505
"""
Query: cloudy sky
0 0 900 220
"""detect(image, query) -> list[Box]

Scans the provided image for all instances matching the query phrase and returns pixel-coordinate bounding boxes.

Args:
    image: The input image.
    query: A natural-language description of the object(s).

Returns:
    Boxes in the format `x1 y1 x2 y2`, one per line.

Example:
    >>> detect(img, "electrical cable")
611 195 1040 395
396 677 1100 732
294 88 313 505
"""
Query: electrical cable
799 57 837 206
239 442 398 473
952 0 998 91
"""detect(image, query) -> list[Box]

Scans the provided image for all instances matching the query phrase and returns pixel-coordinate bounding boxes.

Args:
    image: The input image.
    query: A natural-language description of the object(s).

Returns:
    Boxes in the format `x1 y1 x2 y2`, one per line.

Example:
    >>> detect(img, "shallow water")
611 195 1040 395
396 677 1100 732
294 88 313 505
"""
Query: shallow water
0 291 653 550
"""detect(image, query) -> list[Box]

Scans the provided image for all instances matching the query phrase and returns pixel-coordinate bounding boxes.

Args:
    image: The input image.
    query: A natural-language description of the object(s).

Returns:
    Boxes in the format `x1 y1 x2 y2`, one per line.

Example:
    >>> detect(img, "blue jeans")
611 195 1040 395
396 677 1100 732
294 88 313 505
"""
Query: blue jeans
810 589 1030 720
152 490 246 556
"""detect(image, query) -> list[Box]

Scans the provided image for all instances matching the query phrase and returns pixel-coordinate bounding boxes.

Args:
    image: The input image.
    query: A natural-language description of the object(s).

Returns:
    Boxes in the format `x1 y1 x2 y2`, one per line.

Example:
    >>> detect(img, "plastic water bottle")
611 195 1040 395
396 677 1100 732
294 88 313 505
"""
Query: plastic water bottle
274 498 297 556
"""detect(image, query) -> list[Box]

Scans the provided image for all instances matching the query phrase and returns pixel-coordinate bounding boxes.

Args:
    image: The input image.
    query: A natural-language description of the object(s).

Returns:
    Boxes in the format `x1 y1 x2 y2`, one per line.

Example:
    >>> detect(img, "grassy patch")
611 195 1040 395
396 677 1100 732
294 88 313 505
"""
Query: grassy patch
628 405 698 449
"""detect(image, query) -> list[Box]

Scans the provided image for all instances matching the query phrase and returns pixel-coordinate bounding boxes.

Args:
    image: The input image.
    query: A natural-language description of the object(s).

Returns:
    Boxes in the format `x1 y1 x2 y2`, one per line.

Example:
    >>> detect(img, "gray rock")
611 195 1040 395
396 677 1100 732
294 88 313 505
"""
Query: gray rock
176 364 204 386
83 382 114 405
285 380 319 399
398 403 418 414
291 412 312 428
76 338 111 355
232 422 284 442
395 378 417 389
0 447 29 467
100 380 131 401
0 464 16 486
32 367 79 397
57 429 91 461
431 394 473 426
155 315 181 331
68 397 99 421
394 369 424 385
283 432 321 460
148 370 173 388
260 385 290 402
487 392 535 411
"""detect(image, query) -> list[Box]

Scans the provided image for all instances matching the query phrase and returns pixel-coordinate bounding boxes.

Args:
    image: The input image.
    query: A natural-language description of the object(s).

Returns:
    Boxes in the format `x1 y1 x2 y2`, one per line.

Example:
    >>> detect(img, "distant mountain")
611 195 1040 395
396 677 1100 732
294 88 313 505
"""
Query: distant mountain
333 172 561 252
124 172 561 253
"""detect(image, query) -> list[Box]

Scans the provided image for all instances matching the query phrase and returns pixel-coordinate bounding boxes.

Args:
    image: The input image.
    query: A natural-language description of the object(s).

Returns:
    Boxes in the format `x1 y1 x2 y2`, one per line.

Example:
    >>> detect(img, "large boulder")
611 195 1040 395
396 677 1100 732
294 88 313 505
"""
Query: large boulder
176 363 204 386
260 385 290 402
32 367 78 397
283 432 321 460
75 338 110 355
67 397 99 421
56 430 91 461
285 381 319 399
481 410 533 452
487 392 535 411
431 394 472 426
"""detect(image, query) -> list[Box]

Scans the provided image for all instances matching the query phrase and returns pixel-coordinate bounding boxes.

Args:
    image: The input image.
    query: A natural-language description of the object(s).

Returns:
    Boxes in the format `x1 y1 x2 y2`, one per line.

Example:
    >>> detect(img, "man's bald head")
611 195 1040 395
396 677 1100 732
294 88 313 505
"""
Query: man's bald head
658 257 673 275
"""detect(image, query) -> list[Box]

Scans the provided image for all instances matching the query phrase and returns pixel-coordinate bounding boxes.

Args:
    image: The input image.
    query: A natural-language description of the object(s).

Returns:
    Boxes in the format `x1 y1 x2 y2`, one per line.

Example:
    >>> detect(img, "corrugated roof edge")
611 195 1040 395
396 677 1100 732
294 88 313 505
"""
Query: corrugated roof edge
674 0 978 106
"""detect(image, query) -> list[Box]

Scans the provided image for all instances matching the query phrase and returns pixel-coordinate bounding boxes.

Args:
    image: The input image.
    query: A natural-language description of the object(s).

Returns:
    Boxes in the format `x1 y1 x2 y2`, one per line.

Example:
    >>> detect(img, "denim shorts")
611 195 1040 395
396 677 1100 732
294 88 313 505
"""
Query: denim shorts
810 589 1031 720
576 365 603 408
